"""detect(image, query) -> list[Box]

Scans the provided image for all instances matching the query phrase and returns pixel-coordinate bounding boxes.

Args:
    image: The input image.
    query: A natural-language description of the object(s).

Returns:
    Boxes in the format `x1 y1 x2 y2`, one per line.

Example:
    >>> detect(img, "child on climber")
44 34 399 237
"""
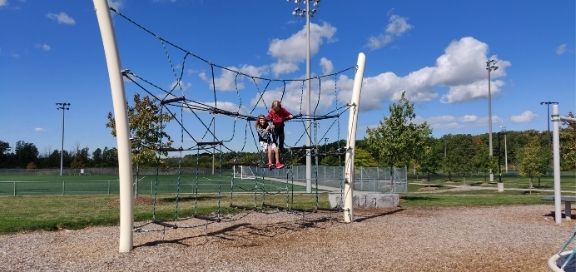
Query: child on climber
255 114 284 169
267 100 293 152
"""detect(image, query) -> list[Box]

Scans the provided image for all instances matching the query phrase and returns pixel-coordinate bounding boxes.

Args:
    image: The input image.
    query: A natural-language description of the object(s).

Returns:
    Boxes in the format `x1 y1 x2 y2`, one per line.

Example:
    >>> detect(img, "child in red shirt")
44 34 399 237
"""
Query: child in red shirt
267 100 293 152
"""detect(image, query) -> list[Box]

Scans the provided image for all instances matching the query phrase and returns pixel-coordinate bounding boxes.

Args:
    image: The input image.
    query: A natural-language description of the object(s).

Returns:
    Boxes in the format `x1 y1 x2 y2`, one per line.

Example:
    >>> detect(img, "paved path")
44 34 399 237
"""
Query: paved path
410 182 576 194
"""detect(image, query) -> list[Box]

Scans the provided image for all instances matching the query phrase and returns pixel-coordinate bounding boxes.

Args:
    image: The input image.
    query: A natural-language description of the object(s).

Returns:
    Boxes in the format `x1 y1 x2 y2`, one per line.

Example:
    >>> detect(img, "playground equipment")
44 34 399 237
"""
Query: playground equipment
93 0 366 252
547 103 576 271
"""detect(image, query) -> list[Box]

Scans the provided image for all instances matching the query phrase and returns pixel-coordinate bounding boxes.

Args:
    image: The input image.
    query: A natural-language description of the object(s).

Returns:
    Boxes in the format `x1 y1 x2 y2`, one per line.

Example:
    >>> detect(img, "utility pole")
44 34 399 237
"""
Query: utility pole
486 60 498 183
56 102 71 176
288 0 320 193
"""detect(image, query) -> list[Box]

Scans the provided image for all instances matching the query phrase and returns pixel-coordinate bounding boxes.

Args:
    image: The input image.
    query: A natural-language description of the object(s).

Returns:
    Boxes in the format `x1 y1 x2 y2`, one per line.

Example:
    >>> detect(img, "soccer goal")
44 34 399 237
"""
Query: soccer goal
233 165 256 180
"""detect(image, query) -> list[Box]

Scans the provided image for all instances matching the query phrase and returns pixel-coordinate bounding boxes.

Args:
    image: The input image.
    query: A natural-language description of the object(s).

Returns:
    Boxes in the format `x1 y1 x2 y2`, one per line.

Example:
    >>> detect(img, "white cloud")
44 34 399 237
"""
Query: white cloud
271 61 298 76
418 114 502 130
461 115 478 123
268 22 336 76
366 14 413 50
35 43 51 52
0 0 7 7
556 43 567 55
107 0 123 11
34 128 45 133
199 100 242 114
420 115 459 129
319 57 333 75
47 12 76 25
338 36 512 111
169 80 191 92
510 111 537 123
263 27 513 115
440 79 504 103
200 64 268 92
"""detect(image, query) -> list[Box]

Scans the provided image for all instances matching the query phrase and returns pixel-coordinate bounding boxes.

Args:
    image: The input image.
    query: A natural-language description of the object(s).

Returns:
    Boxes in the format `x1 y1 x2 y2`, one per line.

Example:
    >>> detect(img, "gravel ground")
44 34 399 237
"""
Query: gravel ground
0 205 573 272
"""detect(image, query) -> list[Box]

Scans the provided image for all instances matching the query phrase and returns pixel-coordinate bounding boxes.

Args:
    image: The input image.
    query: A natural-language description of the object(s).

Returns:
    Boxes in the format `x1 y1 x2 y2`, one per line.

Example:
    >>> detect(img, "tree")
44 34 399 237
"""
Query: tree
471 137 490 182
354 148 378 167
417 137 443 181
92 148 104 167
71 146 90 169
518 136 549 188
441 134 476 181
46 150 61 168
0 141 11 167
106 94 174 168
102 147 118 167
560 112 576 170
14 141 39 168
365 92 432 179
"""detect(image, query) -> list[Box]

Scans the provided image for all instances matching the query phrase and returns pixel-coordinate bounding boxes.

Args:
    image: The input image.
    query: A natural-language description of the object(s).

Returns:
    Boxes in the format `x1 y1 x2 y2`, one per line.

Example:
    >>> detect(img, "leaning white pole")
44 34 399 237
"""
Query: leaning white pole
93 0 134 252
552 104 562 224
343 52 366 223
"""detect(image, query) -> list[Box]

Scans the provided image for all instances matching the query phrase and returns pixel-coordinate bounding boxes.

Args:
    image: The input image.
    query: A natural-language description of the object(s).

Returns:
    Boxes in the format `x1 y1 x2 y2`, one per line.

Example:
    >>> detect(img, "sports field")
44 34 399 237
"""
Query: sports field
0 174 306 196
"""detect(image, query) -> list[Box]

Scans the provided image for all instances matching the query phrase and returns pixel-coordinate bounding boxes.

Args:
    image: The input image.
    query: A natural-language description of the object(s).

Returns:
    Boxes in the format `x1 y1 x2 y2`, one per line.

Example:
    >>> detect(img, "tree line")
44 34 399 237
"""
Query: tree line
1 93 574 184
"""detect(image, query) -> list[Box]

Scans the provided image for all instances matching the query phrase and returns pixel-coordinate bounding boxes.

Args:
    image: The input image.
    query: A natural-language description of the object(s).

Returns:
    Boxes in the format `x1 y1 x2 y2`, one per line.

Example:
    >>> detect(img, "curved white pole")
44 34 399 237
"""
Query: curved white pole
93 0 134 252
343 52 366 223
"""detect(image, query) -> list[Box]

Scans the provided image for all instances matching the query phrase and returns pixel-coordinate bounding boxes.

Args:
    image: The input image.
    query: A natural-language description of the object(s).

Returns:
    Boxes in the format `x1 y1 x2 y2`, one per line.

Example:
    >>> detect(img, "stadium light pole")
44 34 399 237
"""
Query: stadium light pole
56 102 71 176
289 0 320 193
486 60 498 183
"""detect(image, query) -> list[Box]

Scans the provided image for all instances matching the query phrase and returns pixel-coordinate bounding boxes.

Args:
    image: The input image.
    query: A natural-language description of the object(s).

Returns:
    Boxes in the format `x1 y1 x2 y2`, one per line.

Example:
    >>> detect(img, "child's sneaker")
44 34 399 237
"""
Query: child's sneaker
267 163 275 169
275 163 285 169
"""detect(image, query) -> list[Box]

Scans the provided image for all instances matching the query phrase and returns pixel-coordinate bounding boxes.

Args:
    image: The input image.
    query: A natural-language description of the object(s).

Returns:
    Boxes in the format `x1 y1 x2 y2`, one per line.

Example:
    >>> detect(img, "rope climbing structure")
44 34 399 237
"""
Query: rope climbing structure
93 0 365 252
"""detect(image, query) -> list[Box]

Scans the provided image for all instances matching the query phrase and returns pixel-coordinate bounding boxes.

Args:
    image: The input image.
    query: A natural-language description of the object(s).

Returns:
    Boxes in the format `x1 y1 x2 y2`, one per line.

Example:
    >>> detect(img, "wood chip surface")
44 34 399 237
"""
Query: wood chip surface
0 205 572 271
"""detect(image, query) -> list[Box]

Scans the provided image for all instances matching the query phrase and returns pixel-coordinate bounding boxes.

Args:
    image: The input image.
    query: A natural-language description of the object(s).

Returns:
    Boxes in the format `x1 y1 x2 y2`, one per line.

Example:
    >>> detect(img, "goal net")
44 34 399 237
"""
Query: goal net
233 165 256 180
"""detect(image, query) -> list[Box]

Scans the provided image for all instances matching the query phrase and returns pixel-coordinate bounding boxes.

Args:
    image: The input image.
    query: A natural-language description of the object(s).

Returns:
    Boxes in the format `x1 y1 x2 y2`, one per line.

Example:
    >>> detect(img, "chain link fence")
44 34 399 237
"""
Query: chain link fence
250 165 407 193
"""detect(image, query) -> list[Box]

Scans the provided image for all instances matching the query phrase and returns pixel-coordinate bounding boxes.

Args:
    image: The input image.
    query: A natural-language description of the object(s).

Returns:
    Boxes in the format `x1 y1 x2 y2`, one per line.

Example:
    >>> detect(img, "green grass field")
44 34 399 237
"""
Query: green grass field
0 172 573 235
0 174 306 196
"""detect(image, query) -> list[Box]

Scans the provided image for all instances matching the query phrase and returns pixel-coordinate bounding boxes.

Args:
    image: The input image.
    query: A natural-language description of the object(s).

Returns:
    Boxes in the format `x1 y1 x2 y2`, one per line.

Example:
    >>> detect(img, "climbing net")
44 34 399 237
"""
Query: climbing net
110 8 358 227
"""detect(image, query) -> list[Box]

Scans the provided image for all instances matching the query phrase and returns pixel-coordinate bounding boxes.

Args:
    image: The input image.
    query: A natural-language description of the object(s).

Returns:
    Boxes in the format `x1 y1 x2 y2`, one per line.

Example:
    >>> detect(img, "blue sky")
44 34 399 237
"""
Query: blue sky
1 0 574 156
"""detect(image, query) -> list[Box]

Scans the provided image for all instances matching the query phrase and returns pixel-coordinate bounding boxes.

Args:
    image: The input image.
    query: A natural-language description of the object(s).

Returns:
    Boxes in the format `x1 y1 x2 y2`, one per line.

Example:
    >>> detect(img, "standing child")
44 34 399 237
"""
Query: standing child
267 100 293 152
256 115 284 169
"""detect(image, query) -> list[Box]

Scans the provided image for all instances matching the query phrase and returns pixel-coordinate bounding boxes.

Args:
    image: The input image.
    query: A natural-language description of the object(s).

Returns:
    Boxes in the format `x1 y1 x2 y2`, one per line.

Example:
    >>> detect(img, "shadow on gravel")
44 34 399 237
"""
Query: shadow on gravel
354 208 404 222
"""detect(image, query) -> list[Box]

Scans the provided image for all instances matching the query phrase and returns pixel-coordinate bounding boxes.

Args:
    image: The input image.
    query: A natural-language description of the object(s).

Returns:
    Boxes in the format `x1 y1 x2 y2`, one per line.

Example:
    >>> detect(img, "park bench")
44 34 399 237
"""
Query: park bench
543 195 576 220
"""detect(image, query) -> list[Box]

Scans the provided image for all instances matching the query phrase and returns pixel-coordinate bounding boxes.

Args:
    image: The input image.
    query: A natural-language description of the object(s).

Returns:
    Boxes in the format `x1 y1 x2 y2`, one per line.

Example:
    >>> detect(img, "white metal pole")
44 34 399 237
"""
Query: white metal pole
504 132 508 173
93 0 134 252
343 52 366 223
305 0 312 193
60 107 65 176
487 67 494 182
552 104 562 224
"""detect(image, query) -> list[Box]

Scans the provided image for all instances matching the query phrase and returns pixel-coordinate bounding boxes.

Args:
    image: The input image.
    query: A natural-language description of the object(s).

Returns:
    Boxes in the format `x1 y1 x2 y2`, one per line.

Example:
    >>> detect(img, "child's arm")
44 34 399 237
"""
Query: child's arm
283 108 293 120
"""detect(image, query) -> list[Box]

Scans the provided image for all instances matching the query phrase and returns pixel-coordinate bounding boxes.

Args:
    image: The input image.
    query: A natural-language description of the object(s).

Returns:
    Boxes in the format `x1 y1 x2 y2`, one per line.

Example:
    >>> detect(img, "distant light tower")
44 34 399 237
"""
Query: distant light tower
486 60 498 182
288 0 320 193
56 102 71 176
